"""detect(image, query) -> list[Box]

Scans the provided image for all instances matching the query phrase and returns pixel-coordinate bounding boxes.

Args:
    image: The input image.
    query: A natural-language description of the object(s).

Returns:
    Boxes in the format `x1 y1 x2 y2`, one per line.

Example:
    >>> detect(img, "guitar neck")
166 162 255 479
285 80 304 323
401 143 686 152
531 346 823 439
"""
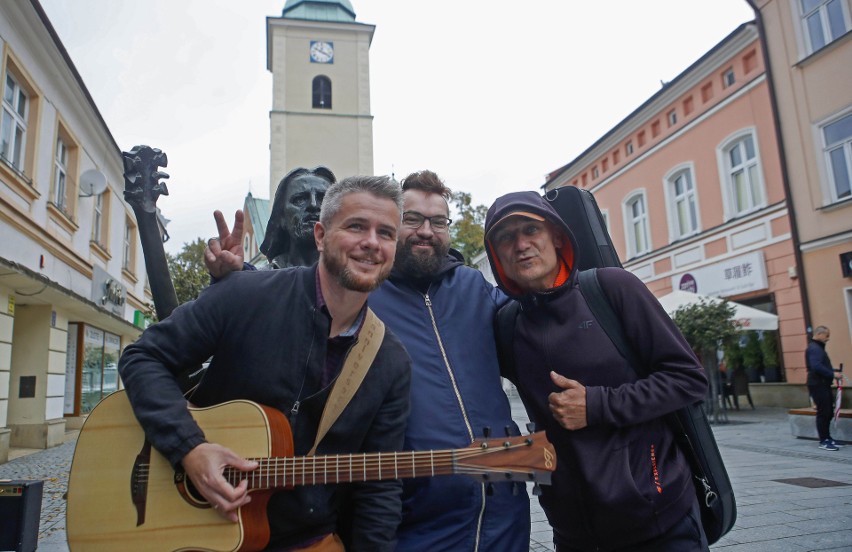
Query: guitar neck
227 448 503 489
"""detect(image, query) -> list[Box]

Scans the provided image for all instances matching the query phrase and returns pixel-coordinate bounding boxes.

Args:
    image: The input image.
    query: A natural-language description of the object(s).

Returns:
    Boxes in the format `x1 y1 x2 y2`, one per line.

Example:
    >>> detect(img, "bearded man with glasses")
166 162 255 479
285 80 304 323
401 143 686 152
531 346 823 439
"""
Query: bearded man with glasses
369 170 531 552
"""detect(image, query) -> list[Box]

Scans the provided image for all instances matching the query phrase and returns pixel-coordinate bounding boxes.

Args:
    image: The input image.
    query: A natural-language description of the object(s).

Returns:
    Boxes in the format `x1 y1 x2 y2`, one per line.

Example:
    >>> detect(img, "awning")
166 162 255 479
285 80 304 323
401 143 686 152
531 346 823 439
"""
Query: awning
657 289 779 331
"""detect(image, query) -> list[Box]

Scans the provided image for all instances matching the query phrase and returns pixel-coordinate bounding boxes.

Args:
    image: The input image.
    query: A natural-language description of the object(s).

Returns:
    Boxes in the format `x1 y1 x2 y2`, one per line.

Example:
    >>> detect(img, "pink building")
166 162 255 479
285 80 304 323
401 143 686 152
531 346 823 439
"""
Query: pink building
543 23 809 386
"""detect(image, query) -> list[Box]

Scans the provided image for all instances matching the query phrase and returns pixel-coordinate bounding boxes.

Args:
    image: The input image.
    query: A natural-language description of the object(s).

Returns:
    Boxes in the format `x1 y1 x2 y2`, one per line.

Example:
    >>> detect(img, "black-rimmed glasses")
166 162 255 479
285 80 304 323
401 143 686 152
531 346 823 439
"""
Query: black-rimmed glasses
402 211 452 231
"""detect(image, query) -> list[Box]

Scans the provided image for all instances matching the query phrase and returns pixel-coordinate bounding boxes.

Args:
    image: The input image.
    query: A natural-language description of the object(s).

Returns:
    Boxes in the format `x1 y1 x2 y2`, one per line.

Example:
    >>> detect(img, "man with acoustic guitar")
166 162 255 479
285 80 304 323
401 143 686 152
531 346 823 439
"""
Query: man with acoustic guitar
118 175 411 551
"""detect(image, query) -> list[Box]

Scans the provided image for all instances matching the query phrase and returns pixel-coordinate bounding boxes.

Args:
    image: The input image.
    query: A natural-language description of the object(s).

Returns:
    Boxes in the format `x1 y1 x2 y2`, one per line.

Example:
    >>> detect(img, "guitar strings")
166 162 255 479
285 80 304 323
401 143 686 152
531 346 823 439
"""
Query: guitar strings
132 441 543 488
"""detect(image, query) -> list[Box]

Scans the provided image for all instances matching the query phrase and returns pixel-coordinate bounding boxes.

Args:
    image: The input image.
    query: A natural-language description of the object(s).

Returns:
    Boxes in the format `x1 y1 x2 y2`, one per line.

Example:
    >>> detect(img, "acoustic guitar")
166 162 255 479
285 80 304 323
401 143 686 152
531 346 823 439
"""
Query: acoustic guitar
66 390 556 552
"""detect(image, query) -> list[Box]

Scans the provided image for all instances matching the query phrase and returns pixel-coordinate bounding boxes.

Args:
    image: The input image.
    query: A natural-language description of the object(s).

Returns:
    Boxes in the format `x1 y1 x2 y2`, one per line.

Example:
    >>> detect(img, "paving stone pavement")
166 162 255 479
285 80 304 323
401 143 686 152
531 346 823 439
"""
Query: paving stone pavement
2 397 851 551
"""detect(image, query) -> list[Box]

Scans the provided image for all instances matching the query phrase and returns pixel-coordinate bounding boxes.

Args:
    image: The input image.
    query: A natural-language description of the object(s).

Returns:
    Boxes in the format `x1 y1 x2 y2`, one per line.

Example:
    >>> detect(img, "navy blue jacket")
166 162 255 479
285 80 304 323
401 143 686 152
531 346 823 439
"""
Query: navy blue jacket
484 191 708 551
806 339 834 386
369 251 531 552
119 266 411 550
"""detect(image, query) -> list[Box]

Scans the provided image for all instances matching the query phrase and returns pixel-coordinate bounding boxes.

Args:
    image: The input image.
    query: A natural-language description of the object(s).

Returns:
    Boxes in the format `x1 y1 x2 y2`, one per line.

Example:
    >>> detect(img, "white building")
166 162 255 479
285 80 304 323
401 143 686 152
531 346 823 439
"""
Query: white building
0 0 151 462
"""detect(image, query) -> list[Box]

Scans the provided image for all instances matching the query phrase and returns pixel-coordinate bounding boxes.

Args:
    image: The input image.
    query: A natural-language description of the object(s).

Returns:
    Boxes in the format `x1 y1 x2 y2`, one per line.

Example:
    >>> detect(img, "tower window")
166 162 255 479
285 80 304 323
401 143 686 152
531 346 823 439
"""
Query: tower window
312 76 332 109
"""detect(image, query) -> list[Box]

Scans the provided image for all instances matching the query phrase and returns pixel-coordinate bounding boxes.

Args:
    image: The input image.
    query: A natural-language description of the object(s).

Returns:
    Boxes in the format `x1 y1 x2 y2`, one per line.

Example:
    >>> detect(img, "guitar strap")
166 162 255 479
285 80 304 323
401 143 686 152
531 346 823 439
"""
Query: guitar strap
308 308 385 456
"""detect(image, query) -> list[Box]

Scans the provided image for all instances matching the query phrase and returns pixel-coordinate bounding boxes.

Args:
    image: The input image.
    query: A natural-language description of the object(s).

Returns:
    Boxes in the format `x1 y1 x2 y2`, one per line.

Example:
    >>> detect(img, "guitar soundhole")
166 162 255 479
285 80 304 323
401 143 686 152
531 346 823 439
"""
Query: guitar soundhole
174 470 212 509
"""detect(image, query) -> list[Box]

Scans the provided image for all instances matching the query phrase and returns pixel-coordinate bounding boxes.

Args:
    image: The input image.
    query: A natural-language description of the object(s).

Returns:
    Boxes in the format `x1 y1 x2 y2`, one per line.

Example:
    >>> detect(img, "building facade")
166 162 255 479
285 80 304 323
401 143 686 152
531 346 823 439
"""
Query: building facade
0 0 149 462
748 0 852 374
266 0 375 199
543 23 809 385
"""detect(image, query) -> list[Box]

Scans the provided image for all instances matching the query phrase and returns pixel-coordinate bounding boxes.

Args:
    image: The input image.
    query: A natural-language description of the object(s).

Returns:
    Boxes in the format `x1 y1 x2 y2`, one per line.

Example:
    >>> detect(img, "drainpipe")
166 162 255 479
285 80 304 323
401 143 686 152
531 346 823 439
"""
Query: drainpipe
745 0 813 339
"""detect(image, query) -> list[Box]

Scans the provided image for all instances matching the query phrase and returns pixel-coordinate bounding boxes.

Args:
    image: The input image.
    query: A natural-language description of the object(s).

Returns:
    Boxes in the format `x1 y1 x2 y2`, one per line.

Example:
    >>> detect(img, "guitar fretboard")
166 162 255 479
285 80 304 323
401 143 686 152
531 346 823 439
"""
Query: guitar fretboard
229 446 528 489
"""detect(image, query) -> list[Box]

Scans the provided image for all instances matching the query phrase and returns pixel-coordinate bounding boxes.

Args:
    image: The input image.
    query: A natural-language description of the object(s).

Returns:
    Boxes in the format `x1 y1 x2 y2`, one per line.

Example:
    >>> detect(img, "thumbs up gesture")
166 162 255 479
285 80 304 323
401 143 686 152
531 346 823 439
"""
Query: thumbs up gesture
548 371 587 430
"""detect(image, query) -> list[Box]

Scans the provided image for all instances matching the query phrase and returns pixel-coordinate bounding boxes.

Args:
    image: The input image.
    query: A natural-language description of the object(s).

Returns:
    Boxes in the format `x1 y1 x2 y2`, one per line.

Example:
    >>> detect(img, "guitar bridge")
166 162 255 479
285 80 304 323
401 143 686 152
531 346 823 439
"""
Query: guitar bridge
131 441 151 526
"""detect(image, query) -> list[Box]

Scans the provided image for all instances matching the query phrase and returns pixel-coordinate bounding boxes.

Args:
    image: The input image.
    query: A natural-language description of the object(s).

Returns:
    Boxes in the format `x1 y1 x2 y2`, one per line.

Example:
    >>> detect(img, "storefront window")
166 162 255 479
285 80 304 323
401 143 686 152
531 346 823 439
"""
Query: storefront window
77 324 121 414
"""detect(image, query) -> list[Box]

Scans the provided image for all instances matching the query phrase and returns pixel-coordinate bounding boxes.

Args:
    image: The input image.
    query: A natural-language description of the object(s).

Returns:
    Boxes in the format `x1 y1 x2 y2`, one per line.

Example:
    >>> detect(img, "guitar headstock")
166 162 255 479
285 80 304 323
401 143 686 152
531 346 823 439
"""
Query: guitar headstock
459 431 556 485
122 145 170 214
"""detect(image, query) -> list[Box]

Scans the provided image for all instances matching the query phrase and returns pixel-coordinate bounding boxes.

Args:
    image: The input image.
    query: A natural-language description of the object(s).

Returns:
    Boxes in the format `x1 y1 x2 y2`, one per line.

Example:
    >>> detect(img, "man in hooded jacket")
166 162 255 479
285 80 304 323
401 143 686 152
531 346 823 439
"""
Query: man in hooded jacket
483 190 709 552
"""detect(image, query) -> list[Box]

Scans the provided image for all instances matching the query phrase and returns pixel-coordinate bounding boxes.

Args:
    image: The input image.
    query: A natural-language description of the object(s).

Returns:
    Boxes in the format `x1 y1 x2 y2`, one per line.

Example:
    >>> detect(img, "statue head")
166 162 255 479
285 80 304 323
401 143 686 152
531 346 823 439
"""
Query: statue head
260 166 336 267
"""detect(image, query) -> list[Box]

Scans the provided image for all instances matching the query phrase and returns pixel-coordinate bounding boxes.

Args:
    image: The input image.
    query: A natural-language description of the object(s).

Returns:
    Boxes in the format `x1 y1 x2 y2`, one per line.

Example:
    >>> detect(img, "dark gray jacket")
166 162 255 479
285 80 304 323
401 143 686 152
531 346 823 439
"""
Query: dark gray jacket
119 265 411 550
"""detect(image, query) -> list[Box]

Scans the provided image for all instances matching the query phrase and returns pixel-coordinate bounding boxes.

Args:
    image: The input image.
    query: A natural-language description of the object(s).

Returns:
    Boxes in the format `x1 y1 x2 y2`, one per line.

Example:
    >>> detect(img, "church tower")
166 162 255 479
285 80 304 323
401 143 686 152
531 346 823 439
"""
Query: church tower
267 0 375 197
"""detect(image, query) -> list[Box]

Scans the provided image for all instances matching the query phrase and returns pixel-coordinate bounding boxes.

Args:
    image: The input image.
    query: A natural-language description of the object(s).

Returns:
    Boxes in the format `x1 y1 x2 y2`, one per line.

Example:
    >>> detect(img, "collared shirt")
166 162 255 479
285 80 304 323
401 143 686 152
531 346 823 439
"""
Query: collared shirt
315 269 367 388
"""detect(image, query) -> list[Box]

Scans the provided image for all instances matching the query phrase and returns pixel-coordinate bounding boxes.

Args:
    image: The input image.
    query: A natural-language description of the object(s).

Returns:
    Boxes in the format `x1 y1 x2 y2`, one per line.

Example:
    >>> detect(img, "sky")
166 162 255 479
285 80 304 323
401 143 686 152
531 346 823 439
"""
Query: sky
39 0 756 254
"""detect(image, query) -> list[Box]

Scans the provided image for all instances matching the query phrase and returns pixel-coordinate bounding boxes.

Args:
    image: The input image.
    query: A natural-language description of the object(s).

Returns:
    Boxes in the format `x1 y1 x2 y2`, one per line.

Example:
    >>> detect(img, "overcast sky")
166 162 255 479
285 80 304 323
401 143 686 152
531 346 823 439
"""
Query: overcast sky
39 0 755 254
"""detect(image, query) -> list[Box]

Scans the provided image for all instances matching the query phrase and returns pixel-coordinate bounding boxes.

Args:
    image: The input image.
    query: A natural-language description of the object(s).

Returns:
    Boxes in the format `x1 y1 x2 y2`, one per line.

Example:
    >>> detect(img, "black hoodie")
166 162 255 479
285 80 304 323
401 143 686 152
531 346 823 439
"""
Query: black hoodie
484 191 708 550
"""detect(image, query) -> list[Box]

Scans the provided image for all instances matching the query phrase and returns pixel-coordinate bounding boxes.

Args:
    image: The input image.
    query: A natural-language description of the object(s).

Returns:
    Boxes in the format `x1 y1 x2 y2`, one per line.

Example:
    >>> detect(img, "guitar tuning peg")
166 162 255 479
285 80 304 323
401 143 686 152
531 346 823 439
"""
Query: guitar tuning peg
533 483 543 496
486 483 494 496
526 422 536 434
482 426 491 438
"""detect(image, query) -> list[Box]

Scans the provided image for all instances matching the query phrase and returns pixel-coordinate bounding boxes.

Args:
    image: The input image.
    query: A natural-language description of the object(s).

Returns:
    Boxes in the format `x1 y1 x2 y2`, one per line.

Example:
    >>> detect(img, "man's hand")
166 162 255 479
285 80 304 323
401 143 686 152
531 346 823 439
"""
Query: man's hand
548 371 588 430
181 442 258 522
204 210 246 279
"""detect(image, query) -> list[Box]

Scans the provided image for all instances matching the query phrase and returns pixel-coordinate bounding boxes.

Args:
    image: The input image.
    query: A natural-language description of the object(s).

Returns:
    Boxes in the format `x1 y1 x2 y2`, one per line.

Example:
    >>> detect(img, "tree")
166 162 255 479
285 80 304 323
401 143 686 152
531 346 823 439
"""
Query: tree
671 298 741 422
167 238 210 305
449 191 488 266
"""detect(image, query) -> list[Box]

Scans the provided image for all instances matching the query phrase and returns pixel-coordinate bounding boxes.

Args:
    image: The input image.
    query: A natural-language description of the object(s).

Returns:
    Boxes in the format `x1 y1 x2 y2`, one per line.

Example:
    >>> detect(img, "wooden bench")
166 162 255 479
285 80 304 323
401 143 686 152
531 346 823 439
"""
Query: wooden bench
788 407 852 441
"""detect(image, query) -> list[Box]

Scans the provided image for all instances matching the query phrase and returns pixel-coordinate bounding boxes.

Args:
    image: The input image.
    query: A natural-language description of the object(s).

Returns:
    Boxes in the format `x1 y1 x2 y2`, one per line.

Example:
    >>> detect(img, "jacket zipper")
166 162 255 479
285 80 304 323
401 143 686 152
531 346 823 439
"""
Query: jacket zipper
423 291 484 552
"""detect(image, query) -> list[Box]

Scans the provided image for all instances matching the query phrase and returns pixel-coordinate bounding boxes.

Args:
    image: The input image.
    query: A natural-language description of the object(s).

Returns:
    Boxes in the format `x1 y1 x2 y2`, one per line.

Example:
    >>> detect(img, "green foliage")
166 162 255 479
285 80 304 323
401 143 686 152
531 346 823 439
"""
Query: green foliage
671 298 740 356
760 331 779 368
742 331 763 371
167 238 210 305
449 191 488 266
723 340 744 371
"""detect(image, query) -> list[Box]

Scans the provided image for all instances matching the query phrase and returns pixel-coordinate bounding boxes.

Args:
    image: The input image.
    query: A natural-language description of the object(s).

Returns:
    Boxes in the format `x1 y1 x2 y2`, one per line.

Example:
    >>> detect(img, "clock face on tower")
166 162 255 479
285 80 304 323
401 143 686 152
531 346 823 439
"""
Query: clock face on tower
310 41 334 64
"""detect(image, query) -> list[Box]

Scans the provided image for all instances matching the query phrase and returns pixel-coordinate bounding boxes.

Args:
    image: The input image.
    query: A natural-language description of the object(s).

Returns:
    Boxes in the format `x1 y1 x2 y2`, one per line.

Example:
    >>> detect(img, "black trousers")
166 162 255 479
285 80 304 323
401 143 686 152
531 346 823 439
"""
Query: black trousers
556 497 709 552
809 383 834 441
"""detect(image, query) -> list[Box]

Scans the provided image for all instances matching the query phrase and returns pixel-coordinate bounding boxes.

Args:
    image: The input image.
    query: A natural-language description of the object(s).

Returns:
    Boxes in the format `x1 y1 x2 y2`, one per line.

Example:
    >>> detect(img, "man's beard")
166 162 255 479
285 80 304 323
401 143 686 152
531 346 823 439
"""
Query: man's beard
322 241 390 293
395 237 450 279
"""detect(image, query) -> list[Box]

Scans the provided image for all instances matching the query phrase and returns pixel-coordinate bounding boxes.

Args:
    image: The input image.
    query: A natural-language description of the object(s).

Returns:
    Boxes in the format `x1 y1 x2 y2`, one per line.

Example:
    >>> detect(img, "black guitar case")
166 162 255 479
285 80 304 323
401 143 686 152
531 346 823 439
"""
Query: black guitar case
543 186 621 271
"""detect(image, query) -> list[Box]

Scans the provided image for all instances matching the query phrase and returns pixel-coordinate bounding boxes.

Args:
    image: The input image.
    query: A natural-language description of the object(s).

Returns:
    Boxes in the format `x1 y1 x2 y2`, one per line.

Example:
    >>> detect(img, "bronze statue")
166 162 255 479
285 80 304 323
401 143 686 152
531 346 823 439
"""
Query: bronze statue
205 166 335 278
261 166 335 268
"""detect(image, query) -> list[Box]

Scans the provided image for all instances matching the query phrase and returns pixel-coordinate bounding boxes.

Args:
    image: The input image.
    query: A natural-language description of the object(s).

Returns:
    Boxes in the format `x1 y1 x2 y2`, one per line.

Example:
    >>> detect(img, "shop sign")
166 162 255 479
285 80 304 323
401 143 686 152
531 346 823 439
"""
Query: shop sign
91 266 127 315
672 251 768 297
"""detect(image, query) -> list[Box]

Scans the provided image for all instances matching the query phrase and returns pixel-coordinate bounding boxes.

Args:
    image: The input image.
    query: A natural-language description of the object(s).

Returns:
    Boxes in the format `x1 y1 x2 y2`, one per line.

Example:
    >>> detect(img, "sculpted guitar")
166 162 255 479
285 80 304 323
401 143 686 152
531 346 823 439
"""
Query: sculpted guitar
66 391 556 552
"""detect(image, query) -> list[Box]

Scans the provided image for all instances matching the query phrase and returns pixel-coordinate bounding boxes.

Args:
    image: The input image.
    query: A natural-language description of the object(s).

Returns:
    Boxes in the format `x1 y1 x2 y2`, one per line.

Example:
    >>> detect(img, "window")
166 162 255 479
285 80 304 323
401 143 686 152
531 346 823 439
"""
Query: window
666 167 699 239
637 131 646 147
623 192 650 257
612 149 620 165
312 75 332 109
92 189 111 248
720 131 765 217
49 123 80 222
822 112 852 201
602 158 608 173
722 67 736 88
1 72 28 171
800 0 850 53
625 141 634 155
651 120 661 138
592 166 599 179
0 56 40 199
683 96 694 116
54 138 68 209
667 110 677 126
93 193 103 243
123 217 137 273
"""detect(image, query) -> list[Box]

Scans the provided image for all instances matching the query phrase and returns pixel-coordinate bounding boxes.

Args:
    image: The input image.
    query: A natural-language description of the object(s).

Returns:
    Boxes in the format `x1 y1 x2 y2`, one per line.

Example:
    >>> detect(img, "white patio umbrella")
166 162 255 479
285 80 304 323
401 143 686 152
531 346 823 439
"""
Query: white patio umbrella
657 289 779 331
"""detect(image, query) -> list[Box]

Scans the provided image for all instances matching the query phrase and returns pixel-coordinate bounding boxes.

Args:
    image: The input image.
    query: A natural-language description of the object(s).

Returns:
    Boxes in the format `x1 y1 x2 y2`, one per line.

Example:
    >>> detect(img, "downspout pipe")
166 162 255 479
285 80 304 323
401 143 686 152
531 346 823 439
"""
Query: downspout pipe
745 0 813 339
